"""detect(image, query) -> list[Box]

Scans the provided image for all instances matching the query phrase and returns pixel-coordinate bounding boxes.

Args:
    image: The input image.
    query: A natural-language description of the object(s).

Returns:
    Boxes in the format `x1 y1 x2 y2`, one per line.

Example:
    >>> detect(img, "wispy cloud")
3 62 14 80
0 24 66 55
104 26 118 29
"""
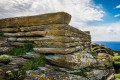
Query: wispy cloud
82 22 120 41
115 4 120 9
114 14 120 17
0 0 104 28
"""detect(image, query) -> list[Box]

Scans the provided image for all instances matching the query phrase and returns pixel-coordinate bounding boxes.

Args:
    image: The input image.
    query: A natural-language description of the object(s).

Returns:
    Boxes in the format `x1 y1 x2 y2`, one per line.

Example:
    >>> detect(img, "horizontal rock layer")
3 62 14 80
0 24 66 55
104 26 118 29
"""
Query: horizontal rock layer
34 46 83 54
7 37 90 42
0 12 91 54
4 30 90 38
0 12 71 28
35 41 90 48
0 24 90 36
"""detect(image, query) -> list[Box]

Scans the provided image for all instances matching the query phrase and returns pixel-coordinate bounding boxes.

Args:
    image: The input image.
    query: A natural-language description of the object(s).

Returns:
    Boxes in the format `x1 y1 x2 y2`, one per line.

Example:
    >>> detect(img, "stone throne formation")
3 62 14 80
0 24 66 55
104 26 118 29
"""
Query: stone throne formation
0 12 114 80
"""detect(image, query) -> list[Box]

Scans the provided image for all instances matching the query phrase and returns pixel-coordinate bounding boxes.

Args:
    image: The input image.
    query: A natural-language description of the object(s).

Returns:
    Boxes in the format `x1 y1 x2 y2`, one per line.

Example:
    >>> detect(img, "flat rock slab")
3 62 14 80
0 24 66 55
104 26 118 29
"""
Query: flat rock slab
0 12 71 28
34 46 83 54
7 37 87 42
46 52 97 69
35 41 85 48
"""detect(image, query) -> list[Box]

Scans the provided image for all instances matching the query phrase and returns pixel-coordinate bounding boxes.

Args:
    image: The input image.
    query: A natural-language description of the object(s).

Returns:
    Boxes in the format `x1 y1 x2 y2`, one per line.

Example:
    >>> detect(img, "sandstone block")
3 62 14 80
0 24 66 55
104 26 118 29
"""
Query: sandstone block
4 31 47 37
0 28 20 32
8 37 83 42
0 12 71 28
34 46 83 54
34 41 85 48
19 24 90 36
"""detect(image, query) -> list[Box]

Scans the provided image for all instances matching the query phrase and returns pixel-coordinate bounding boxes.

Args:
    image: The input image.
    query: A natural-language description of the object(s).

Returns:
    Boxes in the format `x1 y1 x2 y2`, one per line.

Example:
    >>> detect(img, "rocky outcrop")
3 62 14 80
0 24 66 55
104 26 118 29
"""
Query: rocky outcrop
25 51 115 80
0 12 115 80
0 12 91 54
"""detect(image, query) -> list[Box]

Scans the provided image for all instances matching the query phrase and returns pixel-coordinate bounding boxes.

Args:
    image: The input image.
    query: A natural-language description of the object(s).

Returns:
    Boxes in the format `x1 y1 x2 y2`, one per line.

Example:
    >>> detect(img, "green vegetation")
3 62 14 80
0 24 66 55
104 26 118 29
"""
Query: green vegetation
91 43 114 56
4 54 46 80
0 55 12 63
91 52 96 56
8 43 34 56
113 56 120 66
71 67 91 78
115 74 120 80
0 31 4 36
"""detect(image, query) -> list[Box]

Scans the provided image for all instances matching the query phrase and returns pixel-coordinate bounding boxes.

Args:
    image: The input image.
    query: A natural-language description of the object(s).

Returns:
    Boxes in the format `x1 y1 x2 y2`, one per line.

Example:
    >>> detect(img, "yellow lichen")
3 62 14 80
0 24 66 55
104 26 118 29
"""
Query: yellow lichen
74 55 81 59
37 75 47 80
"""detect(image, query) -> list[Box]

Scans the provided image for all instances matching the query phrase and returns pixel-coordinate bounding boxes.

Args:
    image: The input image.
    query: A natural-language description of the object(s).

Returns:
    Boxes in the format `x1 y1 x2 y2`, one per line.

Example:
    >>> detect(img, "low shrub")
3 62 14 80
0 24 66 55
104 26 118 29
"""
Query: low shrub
113 56 120 66
0 55 12 64
115 73 120 79
0 31 4 36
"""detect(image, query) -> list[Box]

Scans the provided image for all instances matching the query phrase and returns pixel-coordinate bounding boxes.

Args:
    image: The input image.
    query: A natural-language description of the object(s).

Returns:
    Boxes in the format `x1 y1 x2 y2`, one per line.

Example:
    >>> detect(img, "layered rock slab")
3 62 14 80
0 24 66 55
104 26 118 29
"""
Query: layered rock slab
0 12 71 28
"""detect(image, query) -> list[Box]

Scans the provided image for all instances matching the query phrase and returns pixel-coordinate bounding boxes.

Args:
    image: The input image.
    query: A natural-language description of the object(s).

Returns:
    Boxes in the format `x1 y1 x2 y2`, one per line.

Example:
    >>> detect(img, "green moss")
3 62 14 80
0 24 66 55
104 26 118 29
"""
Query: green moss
113 56 120 66
0 31 4 36
7 43 34 56
115 74 120 79
0 55 12 63
24 43 34 52
91 52 96 56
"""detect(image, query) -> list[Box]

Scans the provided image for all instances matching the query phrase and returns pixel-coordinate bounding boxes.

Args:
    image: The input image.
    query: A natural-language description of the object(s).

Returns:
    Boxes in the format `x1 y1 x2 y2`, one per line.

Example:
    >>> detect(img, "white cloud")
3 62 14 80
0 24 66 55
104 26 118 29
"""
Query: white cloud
0 0 104 27
82 22 120 41
114 14 120 17
115 4 120 9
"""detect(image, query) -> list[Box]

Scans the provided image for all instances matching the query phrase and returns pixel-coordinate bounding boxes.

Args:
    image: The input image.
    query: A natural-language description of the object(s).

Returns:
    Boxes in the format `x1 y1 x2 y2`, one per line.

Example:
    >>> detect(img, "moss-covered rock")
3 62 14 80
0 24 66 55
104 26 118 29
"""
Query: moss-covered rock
113 56 120 68
91 43 114 56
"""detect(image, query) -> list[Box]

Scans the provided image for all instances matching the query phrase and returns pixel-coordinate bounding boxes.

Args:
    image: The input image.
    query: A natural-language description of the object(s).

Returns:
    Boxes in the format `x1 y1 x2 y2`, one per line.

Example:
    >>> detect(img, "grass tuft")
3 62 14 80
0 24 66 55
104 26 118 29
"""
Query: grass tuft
7 43 34 56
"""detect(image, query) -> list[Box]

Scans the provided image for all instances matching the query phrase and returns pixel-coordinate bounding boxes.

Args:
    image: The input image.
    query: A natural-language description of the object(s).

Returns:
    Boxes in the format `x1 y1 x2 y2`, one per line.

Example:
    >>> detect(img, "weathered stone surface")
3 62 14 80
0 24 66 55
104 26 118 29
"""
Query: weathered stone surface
22 52 41 59
25 65 88 80
20 24 90 36
25 50 114 80
8 37 90 42
4 31 47 37
0 28 20 32
0 56 27 80
35 41 89 48
46 51 97 69
95 53 113 68
34 46 83 54
0 37 8 47
0 47 13 54
3 30 90 40
0 12 71 28
86 69 114 80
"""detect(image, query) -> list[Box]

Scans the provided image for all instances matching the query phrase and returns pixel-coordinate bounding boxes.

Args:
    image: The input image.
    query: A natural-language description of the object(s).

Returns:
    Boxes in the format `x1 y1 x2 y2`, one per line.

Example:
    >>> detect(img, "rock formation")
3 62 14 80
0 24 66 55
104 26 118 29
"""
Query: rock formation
0 12 91 54
0 12 115 80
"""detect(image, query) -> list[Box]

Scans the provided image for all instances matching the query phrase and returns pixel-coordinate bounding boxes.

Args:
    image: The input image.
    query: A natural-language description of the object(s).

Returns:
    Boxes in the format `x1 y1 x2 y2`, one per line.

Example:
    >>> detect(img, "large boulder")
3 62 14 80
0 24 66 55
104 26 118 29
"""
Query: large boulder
25 50 115 80
46 51 96 69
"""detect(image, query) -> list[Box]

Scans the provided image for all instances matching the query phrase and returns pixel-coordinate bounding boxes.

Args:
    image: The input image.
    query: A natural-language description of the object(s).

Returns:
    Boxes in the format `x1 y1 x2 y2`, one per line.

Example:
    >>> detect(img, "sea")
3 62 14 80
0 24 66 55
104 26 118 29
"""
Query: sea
92 41 120 51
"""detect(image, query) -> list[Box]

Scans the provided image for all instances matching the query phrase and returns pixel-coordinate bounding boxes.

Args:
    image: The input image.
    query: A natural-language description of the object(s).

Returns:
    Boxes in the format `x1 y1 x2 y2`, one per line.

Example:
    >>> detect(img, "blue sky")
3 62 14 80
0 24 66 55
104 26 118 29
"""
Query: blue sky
87 0 120 26
0 0 120 41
